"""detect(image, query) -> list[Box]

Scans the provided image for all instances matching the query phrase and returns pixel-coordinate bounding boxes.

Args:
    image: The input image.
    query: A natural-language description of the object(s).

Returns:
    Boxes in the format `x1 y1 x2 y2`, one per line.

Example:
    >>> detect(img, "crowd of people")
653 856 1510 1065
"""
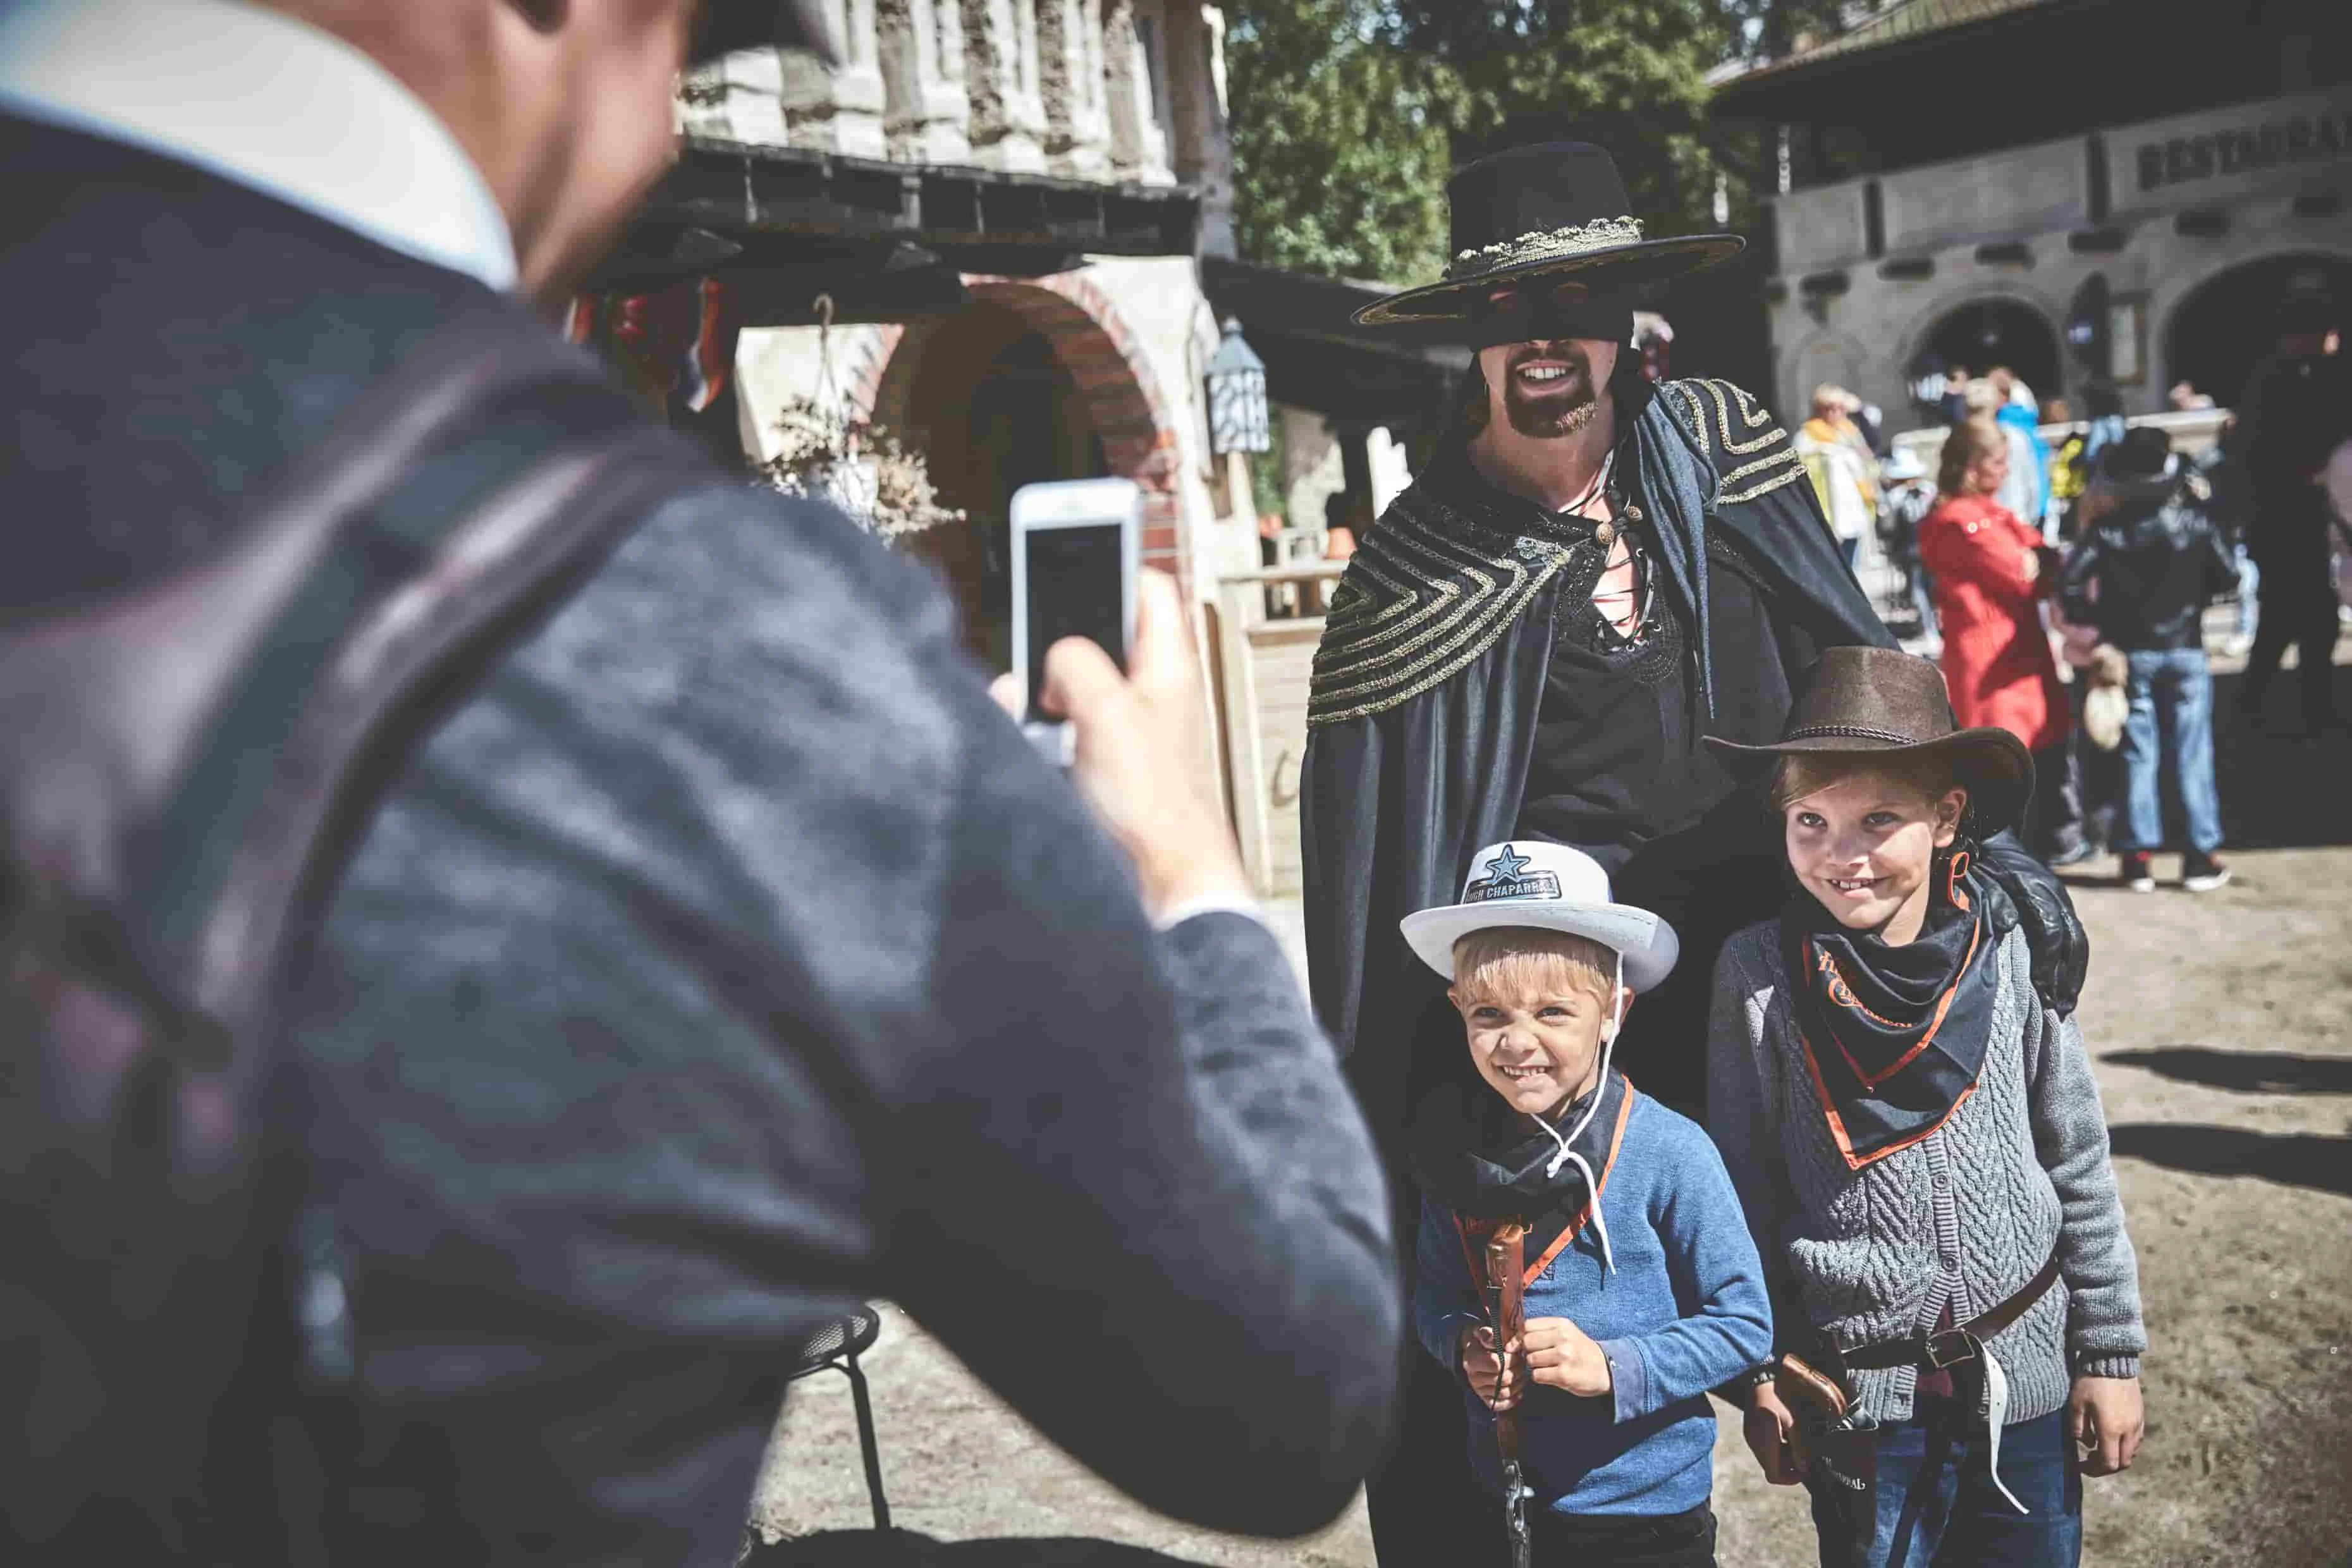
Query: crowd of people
1803 306 2349 897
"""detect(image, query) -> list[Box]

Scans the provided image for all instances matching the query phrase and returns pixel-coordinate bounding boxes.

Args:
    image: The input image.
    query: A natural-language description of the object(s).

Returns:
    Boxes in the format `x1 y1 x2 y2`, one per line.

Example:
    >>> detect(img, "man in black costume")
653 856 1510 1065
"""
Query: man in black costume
2232 286 2349 738
1302 143 2088 1563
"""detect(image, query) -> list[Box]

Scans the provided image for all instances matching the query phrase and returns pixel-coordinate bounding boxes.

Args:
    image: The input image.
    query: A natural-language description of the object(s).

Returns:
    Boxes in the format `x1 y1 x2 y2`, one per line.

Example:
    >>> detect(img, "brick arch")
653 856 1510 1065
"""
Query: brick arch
861 273 1185 576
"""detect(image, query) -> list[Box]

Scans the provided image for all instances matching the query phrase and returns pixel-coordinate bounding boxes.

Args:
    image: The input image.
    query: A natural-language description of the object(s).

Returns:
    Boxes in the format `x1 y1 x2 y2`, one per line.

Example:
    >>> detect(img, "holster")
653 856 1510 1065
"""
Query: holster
1775 1353 1877 1495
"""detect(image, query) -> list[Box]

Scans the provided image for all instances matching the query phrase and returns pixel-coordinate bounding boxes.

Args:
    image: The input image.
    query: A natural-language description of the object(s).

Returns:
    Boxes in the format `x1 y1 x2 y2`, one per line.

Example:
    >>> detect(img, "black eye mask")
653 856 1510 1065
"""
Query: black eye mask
1462 281 1637 352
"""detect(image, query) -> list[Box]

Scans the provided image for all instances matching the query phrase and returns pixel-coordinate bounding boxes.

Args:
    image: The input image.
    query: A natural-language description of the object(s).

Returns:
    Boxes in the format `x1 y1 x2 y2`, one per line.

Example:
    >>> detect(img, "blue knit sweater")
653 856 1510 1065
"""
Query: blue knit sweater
1414 1087 1772 1516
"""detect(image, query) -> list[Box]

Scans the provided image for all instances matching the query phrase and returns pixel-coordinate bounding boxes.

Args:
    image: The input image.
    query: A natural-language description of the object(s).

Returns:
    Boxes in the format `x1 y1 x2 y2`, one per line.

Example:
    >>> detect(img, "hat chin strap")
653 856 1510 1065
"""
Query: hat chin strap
1530 953 1622 1273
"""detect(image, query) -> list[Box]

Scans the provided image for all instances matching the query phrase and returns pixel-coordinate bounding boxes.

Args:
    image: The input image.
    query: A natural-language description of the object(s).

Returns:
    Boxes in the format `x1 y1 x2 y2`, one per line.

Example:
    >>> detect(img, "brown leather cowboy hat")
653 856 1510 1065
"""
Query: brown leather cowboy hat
1705 647 2034 835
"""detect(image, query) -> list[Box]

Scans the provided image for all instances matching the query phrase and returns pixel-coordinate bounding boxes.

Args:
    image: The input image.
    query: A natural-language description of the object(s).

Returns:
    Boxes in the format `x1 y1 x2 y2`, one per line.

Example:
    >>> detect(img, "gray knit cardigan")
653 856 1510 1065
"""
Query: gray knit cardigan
1707 919 2146 1427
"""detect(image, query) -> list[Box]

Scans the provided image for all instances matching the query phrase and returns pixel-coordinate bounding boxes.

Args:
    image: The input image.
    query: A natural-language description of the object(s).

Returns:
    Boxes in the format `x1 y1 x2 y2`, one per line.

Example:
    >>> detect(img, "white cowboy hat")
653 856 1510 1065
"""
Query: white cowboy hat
1401 840 1679 992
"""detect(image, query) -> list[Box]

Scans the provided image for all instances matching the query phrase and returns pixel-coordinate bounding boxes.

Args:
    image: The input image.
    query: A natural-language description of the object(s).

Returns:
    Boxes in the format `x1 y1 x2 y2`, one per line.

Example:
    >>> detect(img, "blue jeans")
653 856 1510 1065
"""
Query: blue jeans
2119 648 2222 855
1810 1408 2081 1567
2234 545 2259 640
1909 566 1937 637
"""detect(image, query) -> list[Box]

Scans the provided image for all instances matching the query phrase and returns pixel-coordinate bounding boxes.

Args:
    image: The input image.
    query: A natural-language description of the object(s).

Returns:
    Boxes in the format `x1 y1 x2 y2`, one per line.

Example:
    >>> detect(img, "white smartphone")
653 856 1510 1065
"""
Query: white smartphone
1008 477 1141 763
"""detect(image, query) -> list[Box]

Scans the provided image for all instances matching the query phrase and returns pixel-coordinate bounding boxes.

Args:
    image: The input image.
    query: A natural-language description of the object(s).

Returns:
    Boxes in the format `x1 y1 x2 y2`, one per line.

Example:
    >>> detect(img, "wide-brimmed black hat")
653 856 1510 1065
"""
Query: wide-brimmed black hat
692 1 843 65
1354 142 1743 328
1704 647 2034 835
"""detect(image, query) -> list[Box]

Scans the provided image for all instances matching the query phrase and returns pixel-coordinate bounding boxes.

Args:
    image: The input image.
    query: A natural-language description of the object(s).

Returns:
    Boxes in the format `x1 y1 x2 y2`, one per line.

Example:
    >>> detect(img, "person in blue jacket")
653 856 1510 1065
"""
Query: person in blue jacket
1406 840 1773 1566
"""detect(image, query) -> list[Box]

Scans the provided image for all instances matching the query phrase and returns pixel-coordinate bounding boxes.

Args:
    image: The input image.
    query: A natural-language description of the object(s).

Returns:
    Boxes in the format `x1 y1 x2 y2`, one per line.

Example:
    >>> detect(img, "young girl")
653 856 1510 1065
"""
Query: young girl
1703 647 2146 1568
1920 412 2078 862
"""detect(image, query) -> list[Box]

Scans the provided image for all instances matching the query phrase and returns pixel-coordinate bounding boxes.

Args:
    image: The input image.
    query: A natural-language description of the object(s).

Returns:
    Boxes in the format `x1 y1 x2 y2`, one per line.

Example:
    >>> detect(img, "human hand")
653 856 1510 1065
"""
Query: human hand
1744 1383 1809 1486
1459 1325 1521 1412
995 570 1249 921
1522 1316 1611 1398
2068 1375 2145 1476
2019 548 2042 584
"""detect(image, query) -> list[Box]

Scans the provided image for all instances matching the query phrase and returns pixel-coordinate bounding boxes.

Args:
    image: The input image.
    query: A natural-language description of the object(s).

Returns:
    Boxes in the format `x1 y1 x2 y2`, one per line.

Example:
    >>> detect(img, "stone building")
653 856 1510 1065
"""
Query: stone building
575 4 1456 901
656 1 1253 675
1712 0 2352 426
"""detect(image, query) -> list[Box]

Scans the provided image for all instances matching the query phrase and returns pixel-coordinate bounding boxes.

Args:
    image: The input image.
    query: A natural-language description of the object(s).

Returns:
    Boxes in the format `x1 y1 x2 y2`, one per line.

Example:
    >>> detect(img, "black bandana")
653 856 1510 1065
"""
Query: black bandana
1779 850 2016 1169
1408 1069 1635 1273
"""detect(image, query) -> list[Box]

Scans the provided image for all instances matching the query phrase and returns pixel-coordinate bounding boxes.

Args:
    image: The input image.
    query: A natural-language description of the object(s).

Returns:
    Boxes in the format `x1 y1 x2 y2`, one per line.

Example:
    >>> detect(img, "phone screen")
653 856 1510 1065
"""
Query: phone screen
1024 522 1127 720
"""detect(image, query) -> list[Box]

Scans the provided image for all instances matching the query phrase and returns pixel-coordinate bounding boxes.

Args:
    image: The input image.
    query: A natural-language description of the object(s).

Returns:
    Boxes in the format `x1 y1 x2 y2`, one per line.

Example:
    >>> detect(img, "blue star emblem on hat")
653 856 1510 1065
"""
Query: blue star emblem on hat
1484 844 1533 881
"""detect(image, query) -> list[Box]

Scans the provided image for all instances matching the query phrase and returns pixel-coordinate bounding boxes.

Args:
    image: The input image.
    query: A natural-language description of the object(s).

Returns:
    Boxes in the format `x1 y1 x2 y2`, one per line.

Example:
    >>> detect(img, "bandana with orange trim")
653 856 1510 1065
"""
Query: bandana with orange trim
1779 850 2016 1169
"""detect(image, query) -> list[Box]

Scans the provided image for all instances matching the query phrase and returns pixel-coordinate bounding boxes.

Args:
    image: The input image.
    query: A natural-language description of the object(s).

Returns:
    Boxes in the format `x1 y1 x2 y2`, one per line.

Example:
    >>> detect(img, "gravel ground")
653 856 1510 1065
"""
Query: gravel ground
749 663 2352 1567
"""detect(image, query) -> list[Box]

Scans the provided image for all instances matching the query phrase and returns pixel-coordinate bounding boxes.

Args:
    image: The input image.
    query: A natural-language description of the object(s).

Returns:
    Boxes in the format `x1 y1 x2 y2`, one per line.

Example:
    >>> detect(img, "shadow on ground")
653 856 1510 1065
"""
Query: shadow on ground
2107 1124 2352 1197
2104 1047 2352 1095
2208 663 2352 849
749 1534 1211 1566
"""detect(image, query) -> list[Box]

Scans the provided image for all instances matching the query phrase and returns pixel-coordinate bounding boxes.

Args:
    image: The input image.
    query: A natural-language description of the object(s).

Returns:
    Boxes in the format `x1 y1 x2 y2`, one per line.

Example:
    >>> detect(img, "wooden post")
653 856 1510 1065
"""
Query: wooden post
1216 572 1273 896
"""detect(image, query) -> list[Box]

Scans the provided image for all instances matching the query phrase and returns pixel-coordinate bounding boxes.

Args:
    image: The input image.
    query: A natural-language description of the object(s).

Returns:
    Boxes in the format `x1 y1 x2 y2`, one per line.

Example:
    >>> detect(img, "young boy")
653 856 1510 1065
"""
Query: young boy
1405 840 1772 1567
1705 647 2147 1568
2059 426 2237 891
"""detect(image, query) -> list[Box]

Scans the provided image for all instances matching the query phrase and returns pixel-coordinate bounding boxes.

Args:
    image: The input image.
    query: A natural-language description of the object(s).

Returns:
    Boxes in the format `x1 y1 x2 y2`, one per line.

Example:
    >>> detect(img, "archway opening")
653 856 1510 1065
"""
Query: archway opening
897 303 1110 672
2167 254 2352 412
1907 298 2063 414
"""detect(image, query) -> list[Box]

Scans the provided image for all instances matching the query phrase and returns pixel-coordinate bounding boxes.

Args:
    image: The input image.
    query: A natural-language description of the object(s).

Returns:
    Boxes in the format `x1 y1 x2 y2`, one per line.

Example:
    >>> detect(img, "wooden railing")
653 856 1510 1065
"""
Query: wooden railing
1211 560 1345 898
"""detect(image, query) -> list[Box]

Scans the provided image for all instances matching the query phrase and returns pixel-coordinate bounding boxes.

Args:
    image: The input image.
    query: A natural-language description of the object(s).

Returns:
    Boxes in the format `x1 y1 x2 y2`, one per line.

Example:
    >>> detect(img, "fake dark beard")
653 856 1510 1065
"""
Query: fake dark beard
1500 372 1603 439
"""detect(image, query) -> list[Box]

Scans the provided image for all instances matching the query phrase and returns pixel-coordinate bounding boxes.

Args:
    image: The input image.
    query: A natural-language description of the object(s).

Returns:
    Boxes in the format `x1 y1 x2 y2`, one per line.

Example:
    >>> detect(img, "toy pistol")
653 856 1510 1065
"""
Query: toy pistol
1484 1223 1533 1568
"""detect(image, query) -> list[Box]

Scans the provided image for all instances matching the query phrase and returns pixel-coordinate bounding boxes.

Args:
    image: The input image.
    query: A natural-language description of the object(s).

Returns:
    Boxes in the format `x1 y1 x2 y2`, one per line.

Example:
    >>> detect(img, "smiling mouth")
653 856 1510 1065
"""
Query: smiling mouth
1515 363 1576 386
1823 876 1882 895
1497 1063 1553 1082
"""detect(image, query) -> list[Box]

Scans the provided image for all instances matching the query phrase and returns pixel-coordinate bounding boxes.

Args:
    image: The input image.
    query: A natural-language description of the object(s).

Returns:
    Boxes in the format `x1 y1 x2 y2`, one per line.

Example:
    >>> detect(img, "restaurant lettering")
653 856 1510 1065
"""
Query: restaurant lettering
2137 107 2352 192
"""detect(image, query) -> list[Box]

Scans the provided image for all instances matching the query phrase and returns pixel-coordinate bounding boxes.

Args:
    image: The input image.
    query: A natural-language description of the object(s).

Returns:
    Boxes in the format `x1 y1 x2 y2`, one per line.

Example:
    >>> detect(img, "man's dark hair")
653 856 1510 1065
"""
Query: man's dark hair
1456 361 1491 436
2102 426 2173 482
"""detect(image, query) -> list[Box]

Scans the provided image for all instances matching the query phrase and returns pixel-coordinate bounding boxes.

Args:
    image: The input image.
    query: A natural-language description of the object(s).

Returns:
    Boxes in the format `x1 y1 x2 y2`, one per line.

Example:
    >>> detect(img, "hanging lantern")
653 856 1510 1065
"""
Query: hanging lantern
1204 316 1271 456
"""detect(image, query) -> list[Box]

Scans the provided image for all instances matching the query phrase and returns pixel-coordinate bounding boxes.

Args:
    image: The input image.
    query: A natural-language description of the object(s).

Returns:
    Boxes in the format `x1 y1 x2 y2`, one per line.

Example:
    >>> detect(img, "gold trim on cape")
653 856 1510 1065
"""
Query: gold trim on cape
1306 379 1806 726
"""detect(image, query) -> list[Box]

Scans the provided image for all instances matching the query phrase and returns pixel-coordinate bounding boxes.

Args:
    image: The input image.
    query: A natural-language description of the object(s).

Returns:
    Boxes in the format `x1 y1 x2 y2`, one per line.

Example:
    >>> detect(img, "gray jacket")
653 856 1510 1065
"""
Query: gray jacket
1707 920 2144 1427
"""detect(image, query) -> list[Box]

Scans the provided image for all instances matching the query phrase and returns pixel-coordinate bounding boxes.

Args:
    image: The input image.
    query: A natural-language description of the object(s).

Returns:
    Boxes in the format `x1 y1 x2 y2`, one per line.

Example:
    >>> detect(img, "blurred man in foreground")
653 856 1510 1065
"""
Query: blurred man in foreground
0 1 1397 1560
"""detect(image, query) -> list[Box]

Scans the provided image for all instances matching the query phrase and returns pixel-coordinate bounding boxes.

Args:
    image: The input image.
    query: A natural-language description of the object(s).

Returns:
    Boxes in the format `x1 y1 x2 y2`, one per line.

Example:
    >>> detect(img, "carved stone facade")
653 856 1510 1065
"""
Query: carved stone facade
876 0 973 164
685 0 1230 211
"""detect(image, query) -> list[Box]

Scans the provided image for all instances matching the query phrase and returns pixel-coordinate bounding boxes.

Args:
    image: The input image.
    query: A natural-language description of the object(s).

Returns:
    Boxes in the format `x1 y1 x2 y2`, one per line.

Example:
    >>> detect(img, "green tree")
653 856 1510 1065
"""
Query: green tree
1225 0 1454 285
1226 0 1862 279
1380 0 1728 238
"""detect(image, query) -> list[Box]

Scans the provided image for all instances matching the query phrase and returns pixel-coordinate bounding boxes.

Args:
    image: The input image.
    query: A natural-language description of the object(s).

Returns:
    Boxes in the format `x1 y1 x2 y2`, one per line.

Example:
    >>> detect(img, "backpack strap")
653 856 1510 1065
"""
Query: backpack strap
4 302 717 1060
0 299 715 1551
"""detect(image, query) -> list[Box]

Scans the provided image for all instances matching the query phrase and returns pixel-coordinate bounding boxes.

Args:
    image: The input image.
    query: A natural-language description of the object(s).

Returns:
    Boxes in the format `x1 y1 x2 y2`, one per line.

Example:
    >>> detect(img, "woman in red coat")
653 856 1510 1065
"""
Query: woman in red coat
1921 415 2081 857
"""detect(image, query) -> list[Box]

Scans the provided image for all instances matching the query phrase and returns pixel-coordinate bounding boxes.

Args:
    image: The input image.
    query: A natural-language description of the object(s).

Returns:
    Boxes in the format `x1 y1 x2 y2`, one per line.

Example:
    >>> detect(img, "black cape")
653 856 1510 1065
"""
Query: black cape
1301 376 1896 1167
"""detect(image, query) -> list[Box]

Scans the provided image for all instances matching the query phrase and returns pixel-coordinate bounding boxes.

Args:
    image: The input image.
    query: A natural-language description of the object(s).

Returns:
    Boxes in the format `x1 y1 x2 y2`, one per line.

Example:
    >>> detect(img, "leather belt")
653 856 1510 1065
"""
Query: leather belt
1837 1249 2063 1373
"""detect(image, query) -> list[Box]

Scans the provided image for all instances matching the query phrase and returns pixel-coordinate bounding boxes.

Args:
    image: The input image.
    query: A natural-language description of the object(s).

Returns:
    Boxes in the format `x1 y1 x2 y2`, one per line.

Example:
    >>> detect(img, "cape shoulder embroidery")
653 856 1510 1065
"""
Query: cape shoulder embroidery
1306 378 1808 727
1659 377 1811 506
1306 484 1578 727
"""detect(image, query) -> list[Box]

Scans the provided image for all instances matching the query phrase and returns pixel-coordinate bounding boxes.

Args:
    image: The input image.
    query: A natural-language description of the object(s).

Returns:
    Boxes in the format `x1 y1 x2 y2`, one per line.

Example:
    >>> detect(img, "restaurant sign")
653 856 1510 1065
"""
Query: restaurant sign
2109 89 2352 221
